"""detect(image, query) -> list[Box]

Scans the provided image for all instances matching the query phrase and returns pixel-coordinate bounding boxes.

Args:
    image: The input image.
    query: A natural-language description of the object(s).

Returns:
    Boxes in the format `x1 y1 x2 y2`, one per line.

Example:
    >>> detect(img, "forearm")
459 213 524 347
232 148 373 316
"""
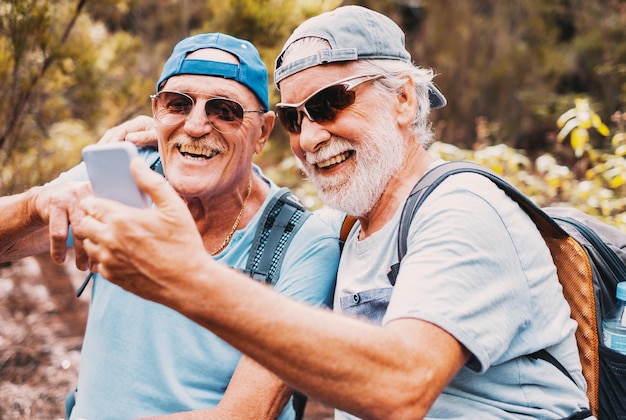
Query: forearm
138 356 291 420
78 163 465 419
175 260 467 420
216 356 292 419
0 188 49 261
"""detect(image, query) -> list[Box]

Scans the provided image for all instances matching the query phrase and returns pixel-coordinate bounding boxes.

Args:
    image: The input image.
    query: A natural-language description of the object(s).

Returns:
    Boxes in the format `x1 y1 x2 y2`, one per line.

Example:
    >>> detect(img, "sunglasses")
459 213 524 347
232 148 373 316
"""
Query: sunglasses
150 91 265 134
276 74 383 134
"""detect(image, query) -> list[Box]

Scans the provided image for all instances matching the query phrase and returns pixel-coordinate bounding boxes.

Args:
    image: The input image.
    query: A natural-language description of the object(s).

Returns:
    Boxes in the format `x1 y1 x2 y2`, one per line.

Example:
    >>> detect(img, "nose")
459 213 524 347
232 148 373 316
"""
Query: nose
295 115 330 153
183 100 214 137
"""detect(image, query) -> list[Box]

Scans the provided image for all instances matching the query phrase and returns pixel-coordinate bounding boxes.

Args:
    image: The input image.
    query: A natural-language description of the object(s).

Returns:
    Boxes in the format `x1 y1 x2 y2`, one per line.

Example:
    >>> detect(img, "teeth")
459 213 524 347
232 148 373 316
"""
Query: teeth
317 152 350 169
178 144 219 159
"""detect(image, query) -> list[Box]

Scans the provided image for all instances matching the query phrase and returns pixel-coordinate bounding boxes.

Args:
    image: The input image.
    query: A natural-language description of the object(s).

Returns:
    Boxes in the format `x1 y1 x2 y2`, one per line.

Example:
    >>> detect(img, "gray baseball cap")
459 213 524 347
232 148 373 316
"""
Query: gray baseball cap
274 5 446 109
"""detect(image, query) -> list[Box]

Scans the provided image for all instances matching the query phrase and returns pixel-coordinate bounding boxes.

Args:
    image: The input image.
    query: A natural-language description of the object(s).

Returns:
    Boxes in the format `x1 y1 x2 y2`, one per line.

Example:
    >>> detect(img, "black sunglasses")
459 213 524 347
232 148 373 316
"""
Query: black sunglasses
150 91 265 134
276 74 383 134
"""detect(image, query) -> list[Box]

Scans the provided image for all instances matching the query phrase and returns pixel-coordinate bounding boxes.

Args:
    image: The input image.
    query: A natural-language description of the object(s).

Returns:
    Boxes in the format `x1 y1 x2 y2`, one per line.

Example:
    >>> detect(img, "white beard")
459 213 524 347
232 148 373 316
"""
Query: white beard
298 112 407 217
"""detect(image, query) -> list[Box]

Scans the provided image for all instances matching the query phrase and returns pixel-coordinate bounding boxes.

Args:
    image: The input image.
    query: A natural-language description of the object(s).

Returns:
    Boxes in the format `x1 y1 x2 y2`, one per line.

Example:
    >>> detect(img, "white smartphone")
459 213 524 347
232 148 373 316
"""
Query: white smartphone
82 142 150 208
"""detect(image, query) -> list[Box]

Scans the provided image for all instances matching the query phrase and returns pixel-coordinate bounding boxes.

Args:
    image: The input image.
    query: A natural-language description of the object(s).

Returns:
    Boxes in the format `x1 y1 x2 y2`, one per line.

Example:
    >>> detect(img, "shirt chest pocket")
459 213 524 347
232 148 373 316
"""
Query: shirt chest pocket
339 287 393 326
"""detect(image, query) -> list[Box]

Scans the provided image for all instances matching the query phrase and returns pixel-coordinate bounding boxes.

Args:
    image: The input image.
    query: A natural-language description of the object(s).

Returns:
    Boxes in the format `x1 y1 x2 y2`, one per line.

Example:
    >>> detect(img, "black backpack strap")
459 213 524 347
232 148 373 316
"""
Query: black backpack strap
528 349 576 383
244 187 311 285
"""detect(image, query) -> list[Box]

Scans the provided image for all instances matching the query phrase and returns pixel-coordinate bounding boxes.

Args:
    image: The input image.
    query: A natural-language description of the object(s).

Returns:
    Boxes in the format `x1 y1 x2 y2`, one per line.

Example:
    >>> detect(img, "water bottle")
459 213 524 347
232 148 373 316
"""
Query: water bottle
602 281 626 355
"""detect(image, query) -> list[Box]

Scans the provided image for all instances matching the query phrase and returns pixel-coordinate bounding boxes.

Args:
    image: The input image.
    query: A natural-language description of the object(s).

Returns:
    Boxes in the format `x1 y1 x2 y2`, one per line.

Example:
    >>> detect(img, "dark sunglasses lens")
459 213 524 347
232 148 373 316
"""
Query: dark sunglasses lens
205 98 244 133
277 84 357 134
154 92 193 125
306 85 355 121
277 107 301 133
205 98 244 122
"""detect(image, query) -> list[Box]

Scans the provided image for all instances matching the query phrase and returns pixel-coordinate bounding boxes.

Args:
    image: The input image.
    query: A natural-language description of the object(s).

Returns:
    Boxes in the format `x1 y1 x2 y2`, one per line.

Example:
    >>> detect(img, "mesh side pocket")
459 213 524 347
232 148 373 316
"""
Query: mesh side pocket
598 344 626 419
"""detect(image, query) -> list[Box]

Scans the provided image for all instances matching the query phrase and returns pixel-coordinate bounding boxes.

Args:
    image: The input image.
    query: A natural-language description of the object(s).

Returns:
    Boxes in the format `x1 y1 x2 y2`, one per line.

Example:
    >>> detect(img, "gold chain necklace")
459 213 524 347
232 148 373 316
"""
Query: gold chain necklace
212 179 252 255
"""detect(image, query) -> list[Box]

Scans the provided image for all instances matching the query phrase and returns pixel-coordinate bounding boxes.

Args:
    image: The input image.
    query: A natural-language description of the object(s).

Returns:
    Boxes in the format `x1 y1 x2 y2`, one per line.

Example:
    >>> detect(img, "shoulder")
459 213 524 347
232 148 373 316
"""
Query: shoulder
313 206 347 237
417 171 526 227
255 184 340 260
51 162 89 183
275 191 340 245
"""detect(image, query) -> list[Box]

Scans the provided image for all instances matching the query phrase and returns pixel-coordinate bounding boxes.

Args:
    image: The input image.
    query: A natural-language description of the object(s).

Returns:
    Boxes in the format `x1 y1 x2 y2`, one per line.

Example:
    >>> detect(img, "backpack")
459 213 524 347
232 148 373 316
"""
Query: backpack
378 160 626 419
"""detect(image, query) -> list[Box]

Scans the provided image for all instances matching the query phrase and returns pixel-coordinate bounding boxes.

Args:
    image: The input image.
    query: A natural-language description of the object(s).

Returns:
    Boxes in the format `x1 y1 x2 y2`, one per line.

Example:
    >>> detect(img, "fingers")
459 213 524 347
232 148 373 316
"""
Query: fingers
47 200 70 264
124 124 158 148
98 125 128 144
73 239 90 271
80 194 129 226
81 238 102 274
97 115 157 146
78 197 121 272
29 182 90 265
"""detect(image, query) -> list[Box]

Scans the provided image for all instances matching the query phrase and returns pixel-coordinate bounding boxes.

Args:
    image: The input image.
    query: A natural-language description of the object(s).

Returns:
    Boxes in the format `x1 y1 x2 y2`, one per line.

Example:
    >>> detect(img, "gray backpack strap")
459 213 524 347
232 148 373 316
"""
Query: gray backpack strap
388 161 592 396
244 188 311 285
389 160 567 284
387 162 473 284
243 189 311 419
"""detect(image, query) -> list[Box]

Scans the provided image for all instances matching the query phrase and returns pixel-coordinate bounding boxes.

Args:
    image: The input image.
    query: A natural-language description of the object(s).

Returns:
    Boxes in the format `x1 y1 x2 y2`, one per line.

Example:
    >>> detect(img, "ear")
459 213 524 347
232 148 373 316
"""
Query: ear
254 111 276 154
395 77 418 128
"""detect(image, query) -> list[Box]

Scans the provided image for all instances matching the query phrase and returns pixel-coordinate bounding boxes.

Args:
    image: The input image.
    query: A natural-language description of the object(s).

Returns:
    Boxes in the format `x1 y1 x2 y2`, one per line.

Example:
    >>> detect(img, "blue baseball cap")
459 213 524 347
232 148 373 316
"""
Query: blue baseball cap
274 6 446 109
157 33 269 110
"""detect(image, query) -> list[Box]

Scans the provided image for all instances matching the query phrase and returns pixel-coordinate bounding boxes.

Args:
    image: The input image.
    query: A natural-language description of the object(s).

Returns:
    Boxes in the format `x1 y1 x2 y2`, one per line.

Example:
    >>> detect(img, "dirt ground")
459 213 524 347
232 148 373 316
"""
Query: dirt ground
0 253 333 419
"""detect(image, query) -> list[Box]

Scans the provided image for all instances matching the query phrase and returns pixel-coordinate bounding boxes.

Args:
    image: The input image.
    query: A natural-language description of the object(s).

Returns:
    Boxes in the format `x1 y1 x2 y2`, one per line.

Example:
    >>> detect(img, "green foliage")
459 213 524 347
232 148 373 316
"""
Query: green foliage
0 0 167 193
0 0 625 230
397 0 626 153
429 140 626 231
0 0 343 194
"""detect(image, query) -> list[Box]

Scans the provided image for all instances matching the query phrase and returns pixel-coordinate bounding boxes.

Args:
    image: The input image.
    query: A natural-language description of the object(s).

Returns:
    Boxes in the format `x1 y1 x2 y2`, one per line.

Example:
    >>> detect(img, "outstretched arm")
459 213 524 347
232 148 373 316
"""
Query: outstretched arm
79 159 469 419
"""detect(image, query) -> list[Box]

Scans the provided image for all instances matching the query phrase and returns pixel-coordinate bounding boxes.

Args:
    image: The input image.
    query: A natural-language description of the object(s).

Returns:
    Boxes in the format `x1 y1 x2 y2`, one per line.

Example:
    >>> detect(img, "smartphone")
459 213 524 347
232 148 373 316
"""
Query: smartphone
82 142 150 208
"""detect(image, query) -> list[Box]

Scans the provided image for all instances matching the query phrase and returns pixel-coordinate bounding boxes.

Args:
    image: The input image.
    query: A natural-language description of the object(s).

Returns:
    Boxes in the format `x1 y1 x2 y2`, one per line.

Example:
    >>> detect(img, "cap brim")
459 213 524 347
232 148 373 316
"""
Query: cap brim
428 83 446 109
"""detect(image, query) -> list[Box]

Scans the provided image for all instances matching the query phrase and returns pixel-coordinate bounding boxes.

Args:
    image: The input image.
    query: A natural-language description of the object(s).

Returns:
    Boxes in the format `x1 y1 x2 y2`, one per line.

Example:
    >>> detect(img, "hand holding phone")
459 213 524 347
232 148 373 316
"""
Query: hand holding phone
82 142 150 208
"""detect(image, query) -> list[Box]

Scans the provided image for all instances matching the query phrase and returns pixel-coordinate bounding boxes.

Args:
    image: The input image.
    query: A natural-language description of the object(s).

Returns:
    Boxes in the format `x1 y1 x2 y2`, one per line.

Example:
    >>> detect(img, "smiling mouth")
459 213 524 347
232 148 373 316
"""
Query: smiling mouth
177 144 221 160
316 151 354 169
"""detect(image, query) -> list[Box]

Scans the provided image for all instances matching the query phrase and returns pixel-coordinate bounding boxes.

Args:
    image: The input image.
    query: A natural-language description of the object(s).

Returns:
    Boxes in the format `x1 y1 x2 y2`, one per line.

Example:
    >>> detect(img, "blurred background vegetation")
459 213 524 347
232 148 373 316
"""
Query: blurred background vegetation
1 0 626 227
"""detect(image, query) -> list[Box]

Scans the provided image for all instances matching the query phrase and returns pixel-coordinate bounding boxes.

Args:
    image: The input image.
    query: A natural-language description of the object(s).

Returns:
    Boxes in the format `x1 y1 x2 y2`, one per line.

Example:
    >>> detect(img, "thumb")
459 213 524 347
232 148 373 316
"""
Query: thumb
130 157 186 212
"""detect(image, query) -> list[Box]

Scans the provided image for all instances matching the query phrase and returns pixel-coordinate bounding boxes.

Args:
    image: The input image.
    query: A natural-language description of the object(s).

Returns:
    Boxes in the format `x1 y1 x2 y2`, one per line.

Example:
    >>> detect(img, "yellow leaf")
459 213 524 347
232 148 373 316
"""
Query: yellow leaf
615 144 626 157
596 122 610 136
556 108 576 128
571 127 589 157
610 174 625 189
612 132 626 147
556 119 579 142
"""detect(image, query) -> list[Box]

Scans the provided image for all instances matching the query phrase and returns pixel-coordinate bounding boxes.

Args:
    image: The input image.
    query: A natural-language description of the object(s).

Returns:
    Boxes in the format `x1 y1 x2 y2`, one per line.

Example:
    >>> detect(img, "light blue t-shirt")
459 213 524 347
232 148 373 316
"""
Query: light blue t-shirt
59 148 339 420
330 168 591 419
